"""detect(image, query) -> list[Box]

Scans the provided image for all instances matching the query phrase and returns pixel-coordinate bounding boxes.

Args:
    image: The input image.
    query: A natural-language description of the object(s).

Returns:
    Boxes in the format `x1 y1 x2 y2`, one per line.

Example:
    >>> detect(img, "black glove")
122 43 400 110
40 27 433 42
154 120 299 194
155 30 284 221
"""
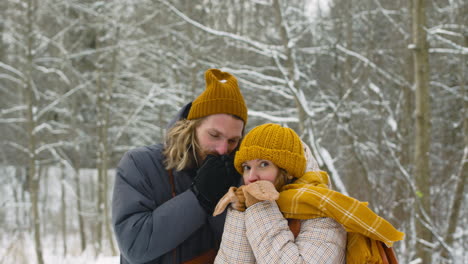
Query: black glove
191 154 239 214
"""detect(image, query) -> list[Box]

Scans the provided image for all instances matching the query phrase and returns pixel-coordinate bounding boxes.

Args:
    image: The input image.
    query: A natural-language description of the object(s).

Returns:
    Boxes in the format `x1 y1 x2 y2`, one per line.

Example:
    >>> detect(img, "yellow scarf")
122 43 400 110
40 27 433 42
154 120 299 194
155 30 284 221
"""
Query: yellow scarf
277 171 405 264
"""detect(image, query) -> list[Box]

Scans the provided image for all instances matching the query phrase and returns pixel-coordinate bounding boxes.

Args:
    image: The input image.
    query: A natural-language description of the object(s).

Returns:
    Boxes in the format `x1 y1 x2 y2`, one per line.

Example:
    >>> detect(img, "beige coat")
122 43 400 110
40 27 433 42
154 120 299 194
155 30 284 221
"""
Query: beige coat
215 201 347 264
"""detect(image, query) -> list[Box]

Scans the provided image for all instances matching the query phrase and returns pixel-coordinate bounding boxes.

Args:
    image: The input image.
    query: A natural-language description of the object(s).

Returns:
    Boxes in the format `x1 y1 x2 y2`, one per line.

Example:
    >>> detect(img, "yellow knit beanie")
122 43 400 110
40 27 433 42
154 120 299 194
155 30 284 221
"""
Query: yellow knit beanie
234 123 306 178
187 69 247 124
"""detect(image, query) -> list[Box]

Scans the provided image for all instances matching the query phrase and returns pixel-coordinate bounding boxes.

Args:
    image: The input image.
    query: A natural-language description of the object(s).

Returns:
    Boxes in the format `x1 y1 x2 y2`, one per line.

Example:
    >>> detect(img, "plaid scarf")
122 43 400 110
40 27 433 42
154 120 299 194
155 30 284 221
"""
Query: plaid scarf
277 171 405 264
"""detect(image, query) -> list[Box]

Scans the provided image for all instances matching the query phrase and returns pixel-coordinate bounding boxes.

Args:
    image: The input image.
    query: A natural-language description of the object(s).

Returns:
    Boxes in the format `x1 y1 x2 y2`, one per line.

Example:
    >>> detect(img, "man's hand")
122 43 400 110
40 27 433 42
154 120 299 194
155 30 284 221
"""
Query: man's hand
191 154 239 214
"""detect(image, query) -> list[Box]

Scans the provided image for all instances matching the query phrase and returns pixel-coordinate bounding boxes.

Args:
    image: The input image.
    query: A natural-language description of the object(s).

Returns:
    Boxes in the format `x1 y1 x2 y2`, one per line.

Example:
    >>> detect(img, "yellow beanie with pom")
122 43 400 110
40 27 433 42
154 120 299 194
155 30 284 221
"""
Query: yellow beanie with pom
234 123 306 178
187 69 247 124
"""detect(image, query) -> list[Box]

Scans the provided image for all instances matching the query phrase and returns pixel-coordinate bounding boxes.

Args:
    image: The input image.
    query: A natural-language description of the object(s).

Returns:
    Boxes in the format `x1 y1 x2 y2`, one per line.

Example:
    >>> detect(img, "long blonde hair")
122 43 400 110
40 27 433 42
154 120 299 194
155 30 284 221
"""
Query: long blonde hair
164 114 245 171
163 118 203 171
274 168 293 191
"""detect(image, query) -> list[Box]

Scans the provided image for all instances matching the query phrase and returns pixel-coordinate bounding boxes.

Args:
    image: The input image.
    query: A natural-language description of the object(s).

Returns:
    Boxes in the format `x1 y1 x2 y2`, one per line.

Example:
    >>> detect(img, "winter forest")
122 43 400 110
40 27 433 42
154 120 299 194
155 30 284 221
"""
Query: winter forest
0 0 466 263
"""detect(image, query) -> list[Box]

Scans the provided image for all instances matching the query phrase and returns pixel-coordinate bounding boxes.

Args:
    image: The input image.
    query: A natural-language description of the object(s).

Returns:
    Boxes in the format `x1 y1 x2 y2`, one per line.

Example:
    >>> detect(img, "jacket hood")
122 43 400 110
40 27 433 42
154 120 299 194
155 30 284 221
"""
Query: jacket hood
166 102 192 129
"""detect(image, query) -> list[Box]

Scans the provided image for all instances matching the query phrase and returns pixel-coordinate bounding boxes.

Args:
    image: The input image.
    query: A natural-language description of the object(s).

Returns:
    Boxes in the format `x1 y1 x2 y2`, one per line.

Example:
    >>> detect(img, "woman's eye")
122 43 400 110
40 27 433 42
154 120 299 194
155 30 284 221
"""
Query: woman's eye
242 165 250 171
260 162 269 168
209 133 219 138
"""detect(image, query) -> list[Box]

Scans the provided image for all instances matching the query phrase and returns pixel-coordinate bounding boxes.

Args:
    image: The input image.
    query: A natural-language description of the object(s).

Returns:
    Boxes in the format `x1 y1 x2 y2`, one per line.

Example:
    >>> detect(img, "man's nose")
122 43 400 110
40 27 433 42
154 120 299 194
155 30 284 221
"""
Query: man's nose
214 141 228 155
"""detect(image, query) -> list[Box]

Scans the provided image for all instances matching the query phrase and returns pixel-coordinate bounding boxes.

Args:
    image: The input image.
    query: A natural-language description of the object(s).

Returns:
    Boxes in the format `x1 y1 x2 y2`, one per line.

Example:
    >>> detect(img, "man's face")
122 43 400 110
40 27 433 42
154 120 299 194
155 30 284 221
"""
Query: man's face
195 114 244 162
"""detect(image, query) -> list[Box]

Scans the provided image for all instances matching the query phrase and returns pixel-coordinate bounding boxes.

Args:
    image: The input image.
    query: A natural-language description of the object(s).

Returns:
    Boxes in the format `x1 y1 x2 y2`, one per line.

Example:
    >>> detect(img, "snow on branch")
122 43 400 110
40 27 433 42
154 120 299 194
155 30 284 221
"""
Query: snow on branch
224 68 295 99
112 86 160 145
427 29 468 54
158 0 285 58
36 80 91 120
428 28 463 37
0 61 25 80
336 44 410 87
248 110 299 123
34 65 71 85
373 0 409 38
1 105 27 115
36 141 73 155
382 131 454 255
225 68 287 84
429 48 468 55
32 122 68 135
430 81 462 98
0 73 25 86
0 118 27 124
7 142 29 155
68 44 119 60
272 54 316 118
318 146 348 195
298 45 329 55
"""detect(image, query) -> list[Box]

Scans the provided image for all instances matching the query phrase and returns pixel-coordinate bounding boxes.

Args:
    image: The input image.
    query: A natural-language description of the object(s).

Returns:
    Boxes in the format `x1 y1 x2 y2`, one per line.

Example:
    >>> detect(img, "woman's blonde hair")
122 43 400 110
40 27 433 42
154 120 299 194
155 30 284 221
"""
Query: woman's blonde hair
274 168 293 191
163 118 204 171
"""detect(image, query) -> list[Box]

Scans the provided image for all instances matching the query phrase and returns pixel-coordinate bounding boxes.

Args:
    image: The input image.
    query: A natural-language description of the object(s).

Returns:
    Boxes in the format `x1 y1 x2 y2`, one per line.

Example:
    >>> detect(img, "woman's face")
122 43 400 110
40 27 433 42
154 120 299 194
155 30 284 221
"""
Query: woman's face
241 159 280 185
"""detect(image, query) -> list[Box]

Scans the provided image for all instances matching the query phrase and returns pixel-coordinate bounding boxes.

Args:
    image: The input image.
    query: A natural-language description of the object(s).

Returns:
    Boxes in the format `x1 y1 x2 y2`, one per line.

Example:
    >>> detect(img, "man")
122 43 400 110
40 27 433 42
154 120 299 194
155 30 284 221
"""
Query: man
112 69 248 263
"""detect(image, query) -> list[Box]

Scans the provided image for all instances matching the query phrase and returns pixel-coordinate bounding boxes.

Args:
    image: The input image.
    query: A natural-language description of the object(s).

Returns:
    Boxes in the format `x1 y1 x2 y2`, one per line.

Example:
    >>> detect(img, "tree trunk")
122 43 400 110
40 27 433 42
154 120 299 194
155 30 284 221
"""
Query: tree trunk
103 27 119 257
71 103 86 252
40 166 48 234
25 0 44 263
411 0 432 262
0 0 4 63
96 167 103 254
394 1 416 260
272 0 306 134
75 167 86 253
95 31 104 254
443 35 467 262
13 168 22 228
61 164 67 256
96 24 119 256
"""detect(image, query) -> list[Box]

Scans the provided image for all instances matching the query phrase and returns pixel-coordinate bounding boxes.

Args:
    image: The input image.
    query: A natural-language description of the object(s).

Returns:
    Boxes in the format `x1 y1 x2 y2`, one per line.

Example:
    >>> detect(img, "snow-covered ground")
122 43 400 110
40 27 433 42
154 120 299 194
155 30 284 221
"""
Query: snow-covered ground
1 165 466 264
0 231 119 264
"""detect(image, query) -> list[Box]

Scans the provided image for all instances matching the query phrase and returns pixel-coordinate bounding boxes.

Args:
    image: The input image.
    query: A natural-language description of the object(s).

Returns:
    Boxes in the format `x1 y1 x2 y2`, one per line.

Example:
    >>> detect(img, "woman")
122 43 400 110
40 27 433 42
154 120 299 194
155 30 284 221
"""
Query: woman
214 123 347 263
214 123 404 264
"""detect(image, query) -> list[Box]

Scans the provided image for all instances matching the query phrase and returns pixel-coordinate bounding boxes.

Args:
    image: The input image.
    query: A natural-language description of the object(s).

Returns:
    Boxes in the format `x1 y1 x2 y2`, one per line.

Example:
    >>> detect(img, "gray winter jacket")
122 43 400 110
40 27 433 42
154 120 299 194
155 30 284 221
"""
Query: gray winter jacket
112 104 227 264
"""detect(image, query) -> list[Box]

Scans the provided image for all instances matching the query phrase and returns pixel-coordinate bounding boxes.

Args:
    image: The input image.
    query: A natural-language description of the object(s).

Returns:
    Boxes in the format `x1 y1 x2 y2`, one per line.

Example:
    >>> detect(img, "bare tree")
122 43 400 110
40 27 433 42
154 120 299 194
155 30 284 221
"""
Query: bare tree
60 164 67 256
23 0 44 262
0 0 466 262
411 0 432 262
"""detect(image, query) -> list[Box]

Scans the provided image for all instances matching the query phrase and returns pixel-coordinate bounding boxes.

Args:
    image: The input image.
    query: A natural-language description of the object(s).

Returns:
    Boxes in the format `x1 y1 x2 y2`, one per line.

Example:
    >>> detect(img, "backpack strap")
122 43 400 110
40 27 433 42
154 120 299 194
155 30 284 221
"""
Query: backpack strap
182 249 217 264
287 219 301 238
377 241 399 264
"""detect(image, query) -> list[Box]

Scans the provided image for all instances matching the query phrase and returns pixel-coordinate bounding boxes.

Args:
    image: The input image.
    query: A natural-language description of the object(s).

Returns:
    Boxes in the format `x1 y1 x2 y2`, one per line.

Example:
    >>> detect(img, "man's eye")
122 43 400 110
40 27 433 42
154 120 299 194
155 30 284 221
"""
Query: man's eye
228 139 239 144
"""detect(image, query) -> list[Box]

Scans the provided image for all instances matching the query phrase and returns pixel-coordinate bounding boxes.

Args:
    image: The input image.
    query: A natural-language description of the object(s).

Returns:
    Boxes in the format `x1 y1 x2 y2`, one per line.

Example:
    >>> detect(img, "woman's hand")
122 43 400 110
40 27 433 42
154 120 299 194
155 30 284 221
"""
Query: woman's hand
243 181 279 207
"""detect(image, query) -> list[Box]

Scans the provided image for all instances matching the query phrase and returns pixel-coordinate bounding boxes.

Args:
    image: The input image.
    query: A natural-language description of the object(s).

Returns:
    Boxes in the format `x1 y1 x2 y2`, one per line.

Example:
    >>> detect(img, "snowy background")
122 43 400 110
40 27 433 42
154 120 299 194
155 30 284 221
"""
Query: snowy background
1 0 467 263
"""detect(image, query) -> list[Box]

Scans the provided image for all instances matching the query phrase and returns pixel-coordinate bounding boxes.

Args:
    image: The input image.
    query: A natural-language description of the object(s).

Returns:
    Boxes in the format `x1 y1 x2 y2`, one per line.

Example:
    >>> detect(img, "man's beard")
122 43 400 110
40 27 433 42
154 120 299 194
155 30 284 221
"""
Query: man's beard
196 148 236 166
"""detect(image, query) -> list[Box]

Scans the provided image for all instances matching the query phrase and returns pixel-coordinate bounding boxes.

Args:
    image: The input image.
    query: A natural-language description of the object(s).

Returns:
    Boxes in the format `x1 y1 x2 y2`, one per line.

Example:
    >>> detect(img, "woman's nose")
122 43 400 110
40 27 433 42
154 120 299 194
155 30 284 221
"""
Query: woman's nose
247 168 259 183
